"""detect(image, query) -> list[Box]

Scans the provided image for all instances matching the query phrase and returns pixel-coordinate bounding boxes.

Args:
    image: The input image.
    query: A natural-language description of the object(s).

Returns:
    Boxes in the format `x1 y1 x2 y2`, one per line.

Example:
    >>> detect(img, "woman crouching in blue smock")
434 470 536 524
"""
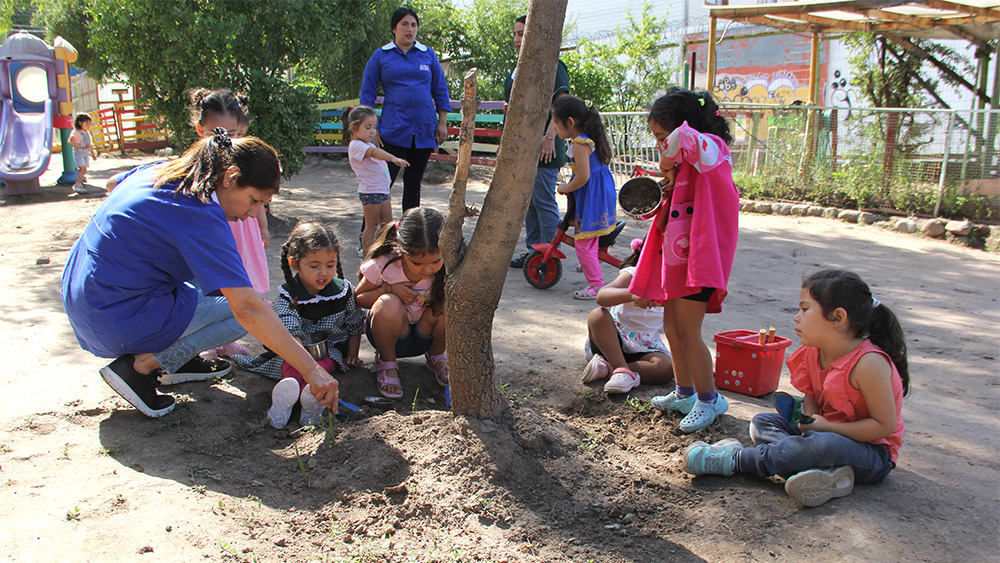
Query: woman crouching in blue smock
61 129 339 418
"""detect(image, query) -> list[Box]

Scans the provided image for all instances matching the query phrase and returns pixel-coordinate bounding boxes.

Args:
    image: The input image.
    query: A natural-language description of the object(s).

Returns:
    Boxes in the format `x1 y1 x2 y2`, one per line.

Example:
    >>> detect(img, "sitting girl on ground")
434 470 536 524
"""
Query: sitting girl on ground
346 105 409 257
684 269 909 507
582 238 673 394
234 222 365 428
354 208 447 399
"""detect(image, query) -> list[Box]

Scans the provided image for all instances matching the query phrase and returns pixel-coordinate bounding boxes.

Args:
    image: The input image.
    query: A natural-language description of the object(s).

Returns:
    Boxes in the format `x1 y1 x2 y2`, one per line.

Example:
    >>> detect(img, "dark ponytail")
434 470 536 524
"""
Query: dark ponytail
803 270 910 395
551 95 612 165
153 132 280 202
648 87 733 146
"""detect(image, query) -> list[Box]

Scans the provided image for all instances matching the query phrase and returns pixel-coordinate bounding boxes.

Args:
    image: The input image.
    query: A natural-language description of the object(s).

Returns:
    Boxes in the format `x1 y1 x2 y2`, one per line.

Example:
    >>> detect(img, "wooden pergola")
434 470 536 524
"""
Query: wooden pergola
706 0 1000 105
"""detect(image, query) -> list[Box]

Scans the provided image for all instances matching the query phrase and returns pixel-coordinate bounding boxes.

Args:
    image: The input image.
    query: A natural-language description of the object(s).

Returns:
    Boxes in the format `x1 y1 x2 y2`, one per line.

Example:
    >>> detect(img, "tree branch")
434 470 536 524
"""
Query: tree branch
441 68 479 272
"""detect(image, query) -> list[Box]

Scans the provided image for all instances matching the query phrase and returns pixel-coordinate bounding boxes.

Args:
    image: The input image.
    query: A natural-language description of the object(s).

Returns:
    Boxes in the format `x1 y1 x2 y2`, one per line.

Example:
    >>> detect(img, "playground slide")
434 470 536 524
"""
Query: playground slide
0 98 53 182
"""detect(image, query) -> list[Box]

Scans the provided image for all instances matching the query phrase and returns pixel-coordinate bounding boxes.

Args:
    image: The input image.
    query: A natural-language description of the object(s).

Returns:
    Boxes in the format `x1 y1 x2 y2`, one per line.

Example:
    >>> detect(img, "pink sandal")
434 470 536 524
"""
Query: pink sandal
425 352 448 387
373 354 402 399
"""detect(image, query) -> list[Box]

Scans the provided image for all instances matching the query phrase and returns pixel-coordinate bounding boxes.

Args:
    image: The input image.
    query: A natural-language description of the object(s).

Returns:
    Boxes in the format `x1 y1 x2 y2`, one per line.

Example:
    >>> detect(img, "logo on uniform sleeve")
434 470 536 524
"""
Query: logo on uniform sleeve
420 64 430 72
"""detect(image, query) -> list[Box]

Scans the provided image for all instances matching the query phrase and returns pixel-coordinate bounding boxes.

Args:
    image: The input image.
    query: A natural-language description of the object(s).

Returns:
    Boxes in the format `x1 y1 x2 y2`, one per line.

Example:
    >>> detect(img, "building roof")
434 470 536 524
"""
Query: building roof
708 0 1000 45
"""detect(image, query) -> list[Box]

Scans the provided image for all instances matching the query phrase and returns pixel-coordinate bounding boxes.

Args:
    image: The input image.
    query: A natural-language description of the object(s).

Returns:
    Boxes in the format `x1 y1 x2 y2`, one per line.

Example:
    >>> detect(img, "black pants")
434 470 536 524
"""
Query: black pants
383 141 433 213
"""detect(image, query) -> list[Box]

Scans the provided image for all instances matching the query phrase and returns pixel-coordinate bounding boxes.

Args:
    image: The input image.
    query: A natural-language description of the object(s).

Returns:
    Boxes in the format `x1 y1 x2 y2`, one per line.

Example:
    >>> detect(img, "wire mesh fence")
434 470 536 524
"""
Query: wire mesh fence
600 105 1000 221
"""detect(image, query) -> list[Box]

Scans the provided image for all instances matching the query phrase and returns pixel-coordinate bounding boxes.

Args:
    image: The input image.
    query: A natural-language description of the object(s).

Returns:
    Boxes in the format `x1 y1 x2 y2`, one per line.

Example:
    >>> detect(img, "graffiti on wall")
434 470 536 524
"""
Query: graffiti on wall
711 72 811 104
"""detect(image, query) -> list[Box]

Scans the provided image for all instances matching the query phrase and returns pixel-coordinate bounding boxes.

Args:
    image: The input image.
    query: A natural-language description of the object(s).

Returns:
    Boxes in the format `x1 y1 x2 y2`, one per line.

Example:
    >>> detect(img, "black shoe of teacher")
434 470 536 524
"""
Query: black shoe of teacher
99 355 176 418
510 252 531 269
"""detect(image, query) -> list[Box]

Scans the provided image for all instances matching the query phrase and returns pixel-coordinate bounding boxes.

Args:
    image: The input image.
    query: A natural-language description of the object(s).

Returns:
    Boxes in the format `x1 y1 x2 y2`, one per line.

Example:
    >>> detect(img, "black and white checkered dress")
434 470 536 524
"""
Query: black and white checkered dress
232 276 365 380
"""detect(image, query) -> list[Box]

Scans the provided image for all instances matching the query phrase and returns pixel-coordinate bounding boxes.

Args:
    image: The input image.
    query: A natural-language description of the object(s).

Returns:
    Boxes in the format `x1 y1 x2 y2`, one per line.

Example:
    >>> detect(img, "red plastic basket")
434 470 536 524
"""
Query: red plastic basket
713 329 793 397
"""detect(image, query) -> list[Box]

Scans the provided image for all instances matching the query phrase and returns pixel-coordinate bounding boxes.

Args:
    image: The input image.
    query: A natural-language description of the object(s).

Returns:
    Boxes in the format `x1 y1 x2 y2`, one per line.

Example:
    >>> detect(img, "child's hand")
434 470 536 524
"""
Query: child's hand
388 282 419 305
556 183 569 195
343 355 364 369
260 228 270 249
798 413 831 433
393 157 409 168
659 166 677 192
631 295 661 309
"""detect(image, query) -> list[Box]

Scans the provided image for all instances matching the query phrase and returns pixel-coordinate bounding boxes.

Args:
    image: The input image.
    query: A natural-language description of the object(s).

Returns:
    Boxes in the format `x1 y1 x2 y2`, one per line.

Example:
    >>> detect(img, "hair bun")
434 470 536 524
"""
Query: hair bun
212 127 232 149
630 238 643 252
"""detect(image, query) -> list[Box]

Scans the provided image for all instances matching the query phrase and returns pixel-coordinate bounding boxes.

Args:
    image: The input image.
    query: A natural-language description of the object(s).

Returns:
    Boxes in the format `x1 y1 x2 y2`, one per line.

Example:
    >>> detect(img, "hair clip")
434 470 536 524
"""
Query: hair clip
630 238 643 252
583 99 594 109
715 110 720 116
698 98 705 106
212 127 232 149
872 297 881 308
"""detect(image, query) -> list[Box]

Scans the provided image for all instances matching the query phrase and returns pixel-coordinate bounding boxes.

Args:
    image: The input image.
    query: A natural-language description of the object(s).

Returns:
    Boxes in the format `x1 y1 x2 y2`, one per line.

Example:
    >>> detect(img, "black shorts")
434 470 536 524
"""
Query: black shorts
682 287 716 303
365 315 432 358
591 332 651 364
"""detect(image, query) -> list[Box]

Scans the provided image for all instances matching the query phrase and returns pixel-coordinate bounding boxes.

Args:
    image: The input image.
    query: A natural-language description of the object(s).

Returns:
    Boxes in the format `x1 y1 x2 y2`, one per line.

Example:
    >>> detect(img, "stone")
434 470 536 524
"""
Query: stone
838 210 860 223
774 203 792 215
895 219 918 234
859 212 878 225
754 202 773 214
824 208 839 218
807 206 825 216
792 204 809 216
921 219 946 237
36 257 50 265
741 200 756 212
945 219 972 236
985 226 1000 252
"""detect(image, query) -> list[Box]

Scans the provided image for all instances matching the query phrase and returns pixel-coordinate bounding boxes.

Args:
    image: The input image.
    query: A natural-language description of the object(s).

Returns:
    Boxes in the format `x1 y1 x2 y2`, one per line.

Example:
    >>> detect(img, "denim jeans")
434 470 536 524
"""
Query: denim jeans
525 167 560 250
736 412 895 484
153 286 246 373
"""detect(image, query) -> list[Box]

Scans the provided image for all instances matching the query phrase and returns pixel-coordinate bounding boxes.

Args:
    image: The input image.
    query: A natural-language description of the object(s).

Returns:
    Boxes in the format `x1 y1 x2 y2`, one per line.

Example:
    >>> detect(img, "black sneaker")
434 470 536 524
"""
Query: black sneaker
99 355 176 417
158 356 232 385
510 252 531 269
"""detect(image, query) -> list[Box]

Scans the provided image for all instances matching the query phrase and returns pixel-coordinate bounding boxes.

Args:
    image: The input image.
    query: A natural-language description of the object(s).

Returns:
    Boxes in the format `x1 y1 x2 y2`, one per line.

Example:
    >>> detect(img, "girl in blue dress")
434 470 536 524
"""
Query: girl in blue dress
551 95 618 300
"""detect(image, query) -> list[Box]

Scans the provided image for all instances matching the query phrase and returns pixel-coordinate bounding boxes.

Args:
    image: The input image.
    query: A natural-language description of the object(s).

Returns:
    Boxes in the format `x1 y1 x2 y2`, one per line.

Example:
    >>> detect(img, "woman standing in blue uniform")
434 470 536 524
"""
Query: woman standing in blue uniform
360 7 451 214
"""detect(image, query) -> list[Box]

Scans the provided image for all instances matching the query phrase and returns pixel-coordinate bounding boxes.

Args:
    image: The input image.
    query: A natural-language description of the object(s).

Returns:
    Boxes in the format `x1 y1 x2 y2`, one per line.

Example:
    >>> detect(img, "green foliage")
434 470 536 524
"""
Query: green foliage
563 3 679 111
437 0 528 101
64 0 345 176
33 0 109 78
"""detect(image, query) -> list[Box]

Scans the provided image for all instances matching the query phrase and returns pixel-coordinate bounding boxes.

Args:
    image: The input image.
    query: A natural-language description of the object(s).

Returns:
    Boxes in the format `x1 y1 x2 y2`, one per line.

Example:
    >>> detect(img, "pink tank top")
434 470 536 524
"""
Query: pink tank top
787 339 905 462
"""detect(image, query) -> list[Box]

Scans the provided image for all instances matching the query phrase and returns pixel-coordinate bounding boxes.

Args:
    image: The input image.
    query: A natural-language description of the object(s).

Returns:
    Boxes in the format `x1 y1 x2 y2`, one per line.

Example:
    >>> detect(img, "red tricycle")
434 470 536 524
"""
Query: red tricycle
522 192 626 289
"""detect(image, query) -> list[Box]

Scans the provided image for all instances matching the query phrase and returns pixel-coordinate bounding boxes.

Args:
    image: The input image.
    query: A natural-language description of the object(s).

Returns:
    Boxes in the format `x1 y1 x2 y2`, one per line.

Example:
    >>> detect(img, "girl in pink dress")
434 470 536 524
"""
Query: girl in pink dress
629 88 739 433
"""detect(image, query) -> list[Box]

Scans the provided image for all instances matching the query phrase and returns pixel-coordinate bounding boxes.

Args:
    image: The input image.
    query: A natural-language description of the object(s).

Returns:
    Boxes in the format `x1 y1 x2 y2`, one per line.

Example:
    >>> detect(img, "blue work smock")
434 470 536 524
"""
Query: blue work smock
360 40 451 150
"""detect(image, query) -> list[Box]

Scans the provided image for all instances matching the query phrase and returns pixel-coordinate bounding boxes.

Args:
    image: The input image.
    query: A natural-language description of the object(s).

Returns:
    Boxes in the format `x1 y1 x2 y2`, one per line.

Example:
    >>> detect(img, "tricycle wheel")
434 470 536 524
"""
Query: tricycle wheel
523 250 562 289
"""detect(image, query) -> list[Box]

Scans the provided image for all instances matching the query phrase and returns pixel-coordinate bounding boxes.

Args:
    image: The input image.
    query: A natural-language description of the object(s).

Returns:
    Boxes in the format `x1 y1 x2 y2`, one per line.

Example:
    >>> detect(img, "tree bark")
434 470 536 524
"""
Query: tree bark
440 0 568 418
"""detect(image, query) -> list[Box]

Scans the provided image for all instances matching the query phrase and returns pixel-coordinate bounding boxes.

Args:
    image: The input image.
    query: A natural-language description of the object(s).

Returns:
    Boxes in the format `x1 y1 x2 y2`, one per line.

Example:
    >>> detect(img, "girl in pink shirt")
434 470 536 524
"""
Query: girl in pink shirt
684 269 910 507
354 208 447 399
634 89 739 433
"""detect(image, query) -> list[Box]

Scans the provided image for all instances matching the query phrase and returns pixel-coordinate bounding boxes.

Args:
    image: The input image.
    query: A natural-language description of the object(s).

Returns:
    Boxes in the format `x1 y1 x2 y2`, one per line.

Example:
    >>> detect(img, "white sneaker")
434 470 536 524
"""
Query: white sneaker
267 378 300 429
73 183 87 194
299 384 326 426
785 466 855 507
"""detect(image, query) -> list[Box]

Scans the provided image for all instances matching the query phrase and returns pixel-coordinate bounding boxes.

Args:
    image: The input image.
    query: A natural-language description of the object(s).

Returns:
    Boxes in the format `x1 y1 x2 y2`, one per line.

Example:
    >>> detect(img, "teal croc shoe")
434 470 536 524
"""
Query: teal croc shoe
684 438 743 476
679 394 729 433
651 391 697 414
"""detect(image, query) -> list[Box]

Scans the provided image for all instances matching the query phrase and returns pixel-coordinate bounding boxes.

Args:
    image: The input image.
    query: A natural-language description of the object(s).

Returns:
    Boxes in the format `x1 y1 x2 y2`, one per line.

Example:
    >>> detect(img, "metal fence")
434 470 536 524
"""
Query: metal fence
600 105 1000 220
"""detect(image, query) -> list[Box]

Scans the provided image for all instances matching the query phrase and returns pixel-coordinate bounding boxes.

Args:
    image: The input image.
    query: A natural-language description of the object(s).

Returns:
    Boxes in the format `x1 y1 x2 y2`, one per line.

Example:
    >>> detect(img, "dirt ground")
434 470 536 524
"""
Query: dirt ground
1 152 998 563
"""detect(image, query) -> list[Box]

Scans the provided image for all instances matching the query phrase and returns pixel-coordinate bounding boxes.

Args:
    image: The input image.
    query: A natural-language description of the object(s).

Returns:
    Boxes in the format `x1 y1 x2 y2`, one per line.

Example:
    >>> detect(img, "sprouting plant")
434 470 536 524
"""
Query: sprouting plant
577 431 602 452
99 445 122 455
114 493 126 505
293 443 310 487
624 395 650 412
191 484 206 495
66 507 80 521
320 412 337 441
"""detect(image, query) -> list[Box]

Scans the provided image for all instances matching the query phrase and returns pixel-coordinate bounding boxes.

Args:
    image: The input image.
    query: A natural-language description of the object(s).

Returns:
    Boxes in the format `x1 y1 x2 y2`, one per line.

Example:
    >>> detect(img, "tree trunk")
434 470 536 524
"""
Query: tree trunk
439 0 568 418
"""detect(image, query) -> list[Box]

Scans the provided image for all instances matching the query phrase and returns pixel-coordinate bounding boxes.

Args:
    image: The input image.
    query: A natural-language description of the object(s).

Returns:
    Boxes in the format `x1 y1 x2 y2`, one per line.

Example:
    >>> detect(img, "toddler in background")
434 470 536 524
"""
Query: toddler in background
69 113 96 194
346 105 409 257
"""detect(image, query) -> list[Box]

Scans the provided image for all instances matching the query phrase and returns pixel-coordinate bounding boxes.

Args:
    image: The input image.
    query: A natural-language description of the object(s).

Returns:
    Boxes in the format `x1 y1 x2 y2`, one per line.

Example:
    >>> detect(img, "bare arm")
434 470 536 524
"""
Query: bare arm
435 110 448 146
254 207 269 249
799 353 897 442
557 141 591 194
355 275 417 308
221 286 338 410
365 146 409 168
596 270 661 309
